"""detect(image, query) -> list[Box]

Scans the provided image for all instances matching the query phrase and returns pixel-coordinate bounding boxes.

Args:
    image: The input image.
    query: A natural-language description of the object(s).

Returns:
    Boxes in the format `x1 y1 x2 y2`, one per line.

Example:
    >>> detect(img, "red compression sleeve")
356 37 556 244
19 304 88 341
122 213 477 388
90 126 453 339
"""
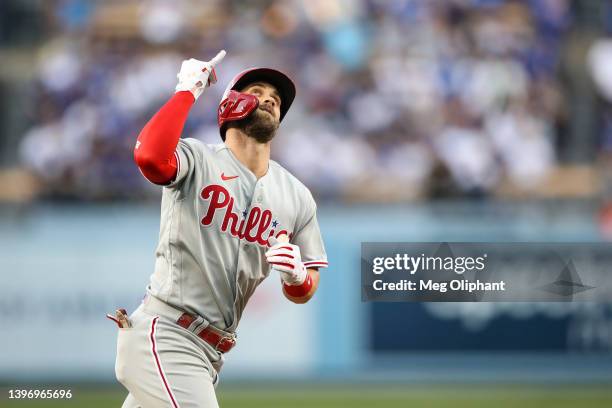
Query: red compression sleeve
134 91 195 185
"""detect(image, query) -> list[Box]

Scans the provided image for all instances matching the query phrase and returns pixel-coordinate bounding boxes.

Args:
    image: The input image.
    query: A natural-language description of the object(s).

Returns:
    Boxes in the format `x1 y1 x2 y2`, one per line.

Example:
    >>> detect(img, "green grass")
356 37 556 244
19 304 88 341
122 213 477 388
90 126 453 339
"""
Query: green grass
1 384 611 408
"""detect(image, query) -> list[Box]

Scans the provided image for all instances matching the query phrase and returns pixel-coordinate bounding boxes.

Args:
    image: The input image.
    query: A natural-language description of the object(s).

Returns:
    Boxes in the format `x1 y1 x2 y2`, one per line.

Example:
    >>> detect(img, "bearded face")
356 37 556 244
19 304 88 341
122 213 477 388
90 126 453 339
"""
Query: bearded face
228 105 280 143
226 81 282 143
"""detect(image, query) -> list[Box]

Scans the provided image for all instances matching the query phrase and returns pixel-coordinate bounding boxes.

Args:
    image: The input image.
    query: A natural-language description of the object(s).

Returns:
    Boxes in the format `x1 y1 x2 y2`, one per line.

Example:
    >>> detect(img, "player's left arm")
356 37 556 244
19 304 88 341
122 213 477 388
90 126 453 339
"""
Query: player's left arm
266 194 327 304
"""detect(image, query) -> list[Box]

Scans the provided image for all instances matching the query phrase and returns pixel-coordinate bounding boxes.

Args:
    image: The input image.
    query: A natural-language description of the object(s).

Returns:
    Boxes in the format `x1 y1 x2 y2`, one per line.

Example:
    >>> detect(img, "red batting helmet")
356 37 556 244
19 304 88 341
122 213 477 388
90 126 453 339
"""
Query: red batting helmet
218 67 296 140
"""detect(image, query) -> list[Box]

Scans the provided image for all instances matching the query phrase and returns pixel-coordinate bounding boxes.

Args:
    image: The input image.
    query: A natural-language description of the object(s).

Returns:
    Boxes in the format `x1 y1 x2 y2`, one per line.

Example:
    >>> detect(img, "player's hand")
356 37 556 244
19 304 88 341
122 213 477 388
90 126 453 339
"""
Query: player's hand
266 237 307 286
175 50 226 101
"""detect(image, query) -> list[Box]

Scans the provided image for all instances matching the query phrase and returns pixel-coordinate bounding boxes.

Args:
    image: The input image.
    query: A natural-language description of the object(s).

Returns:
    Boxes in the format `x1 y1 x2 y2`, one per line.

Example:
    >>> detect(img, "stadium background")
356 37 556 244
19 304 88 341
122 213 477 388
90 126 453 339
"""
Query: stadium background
1 0 612 407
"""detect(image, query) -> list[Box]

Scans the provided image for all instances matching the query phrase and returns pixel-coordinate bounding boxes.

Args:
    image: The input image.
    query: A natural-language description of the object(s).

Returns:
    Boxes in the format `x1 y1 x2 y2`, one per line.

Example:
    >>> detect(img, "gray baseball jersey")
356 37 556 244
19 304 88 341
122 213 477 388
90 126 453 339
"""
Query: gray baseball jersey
147 138 328 332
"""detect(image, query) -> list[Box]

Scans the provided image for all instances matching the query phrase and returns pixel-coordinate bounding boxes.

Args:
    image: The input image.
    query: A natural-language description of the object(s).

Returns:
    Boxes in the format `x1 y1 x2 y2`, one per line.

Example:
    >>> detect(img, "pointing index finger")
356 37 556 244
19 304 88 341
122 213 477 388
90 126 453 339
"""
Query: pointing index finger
209 50 226 67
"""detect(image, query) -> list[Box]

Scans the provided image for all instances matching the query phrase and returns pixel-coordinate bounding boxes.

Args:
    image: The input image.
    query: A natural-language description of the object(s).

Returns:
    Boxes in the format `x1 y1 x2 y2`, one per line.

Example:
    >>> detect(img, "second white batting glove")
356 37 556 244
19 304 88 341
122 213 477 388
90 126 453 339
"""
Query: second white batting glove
175 50 226 101
266 238 307 286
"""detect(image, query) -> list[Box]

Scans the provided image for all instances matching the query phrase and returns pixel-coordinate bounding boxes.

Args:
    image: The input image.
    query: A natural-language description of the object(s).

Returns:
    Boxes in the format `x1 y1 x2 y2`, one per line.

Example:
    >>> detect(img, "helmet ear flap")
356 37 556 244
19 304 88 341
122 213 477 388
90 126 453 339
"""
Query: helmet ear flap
218 90 260 140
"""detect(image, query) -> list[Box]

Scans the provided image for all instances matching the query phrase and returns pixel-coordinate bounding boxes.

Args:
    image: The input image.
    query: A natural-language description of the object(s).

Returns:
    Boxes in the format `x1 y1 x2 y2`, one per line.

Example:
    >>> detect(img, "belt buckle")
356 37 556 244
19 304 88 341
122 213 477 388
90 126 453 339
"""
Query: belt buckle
215 334 236 352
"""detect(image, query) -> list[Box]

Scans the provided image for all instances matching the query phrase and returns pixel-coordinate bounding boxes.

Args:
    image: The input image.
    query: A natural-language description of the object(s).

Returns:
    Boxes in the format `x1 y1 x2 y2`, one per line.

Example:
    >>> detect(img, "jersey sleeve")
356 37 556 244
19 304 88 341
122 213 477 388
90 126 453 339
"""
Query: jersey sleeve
165 138 202 189
293 192 328 269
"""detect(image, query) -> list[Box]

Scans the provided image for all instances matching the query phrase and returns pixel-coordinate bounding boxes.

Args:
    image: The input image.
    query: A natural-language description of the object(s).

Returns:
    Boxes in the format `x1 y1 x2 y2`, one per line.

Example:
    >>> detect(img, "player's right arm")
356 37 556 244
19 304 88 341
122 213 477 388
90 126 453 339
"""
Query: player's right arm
133 50 226 185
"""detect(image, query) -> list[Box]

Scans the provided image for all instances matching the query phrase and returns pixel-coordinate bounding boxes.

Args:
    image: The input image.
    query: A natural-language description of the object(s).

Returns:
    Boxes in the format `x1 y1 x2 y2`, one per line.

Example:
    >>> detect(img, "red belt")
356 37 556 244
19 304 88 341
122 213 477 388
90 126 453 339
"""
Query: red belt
176 313 236 353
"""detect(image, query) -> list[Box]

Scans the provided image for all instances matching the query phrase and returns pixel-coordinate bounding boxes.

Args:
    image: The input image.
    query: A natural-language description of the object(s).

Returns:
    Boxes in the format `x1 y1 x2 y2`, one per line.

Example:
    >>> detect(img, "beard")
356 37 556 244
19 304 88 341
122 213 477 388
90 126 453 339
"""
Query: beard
227 108 279 144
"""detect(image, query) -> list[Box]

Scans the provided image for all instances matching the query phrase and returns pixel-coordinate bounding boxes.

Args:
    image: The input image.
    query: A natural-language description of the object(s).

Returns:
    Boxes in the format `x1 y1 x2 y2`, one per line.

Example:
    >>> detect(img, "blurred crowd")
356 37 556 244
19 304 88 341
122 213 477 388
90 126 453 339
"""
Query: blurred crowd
8 0 612 202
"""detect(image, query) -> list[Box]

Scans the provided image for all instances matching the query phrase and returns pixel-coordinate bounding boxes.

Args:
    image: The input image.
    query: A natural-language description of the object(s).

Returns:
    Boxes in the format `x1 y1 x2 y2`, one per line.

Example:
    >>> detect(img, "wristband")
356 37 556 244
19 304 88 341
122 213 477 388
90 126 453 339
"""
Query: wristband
282 273 313 298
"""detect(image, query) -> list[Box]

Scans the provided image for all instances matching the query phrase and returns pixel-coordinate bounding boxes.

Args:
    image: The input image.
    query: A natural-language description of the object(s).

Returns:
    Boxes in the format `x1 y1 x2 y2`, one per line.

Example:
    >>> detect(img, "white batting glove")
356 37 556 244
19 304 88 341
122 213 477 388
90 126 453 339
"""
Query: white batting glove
266 237 307 286
175 50 226 101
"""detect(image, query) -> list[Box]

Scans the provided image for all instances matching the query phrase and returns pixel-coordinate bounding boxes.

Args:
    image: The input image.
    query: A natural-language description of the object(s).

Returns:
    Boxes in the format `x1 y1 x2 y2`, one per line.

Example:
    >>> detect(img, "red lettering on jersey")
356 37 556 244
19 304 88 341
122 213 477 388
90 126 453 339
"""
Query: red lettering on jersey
244 206 261 243
221 196 238 233
200 184 288 247
201 184 230 226
256 210 273 246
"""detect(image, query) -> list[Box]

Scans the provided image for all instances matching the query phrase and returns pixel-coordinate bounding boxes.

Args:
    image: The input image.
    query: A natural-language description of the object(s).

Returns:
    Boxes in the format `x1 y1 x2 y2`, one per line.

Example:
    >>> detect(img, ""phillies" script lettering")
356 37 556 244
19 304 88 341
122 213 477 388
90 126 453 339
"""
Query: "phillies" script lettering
200 184 289 246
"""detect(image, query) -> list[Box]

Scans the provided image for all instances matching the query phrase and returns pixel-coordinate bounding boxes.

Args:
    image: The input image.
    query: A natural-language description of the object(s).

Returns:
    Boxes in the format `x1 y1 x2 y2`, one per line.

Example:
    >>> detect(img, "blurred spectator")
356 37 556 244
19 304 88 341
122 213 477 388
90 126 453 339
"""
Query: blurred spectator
6 0 596 202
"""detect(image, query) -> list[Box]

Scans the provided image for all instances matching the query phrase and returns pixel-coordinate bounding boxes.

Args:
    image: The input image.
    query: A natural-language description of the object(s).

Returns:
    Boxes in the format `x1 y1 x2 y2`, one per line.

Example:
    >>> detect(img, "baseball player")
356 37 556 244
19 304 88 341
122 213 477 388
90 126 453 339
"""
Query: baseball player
111 50 327 408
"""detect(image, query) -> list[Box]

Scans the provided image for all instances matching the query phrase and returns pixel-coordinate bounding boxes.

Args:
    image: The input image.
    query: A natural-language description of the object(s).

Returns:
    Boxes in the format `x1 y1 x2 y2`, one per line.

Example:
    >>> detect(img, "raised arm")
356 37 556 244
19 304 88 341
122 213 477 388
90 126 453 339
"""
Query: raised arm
134 91 195 184
133 50 226 185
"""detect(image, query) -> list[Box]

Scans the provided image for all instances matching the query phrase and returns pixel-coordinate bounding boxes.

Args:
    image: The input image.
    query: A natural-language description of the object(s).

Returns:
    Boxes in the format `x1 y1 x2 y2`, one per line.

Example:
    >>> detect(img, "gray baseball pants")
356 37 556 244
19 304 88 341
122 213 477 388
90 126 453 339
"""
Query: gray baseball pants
114 303 221 407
